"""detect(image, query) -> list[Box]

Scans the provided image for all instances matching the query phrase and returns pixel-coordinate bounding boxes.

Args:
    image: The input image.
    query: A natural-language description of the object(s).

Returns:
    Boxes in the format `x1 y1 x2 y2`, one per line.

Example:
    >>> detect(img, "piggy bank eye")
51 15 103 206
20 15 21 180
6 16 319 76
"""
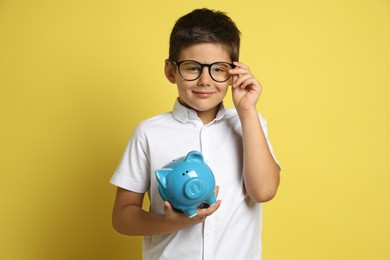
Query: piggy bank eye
182 171 189 176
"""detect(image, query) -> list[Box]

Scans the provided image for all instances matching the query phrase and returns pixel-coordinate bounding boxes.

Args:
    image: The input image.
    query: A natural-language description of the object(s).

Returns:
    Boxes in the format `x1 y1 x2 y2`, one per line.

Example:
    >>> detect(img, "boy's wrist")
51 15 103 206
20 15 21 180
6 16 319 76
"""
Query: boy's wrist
237 106 258 119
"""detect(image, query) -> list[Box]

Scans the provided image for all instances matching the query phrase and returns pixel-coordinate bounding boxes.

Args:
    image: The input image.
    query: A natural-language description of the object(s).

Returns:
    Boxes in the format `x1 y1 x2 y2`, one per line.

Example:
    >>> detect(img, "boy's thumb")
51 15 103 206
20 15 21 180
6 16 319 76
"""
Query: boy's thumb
163 201 172 213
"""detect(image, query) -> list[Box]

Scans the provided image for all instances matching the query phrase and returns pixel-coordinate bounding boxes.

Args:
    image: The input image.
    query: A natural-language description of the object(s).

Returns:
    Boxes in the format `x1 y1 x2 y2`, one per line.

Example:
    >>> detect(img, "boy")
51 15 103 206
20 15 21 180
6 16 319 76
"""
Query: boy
111 8 280 260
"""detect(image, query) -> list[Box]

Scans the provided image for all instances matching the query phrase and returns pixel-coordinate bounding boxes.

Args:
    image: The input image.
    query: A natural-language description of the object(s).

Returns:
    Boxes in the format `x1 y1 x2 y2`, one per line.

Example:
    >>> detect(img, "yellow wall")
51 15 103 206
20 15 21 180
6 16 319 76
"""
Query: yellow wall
1 0 389 259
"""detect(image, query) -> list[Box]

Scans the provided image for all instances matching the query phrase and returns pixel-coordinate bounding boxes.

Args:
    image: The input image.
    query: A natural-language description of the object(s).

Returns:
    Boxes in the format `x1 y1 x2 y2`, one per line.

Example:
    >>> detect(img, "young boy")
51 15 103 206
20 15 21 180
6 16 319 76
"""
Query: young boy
111 8 280 260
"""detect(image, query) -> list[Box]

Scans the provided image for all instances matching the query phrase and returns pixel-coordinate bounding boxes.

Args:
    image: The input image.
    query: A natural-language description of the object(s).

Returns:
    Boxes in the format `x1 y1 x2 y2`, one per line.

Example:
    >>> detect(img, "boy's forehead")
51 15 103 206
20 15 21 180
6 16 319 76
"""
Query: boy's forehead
177 43 231 62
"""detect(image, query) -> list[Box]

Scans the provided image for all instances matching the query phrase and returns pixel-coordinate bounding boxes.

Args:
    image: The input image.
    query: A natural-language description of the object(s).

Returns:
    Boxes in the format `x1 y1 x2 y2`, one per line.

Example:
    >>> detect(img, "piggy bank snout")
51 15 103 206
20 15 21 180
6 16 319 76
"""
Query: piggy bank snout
184 179 206 199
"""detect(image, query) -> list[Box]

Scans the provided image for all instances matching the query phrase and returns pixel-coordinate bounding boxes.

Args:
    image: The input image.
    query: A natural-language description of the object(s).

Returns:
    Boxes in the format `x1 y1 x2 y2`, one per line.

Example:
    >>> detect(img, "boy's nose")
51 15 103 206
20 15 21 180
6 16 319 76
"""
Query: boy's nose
197 67 212 86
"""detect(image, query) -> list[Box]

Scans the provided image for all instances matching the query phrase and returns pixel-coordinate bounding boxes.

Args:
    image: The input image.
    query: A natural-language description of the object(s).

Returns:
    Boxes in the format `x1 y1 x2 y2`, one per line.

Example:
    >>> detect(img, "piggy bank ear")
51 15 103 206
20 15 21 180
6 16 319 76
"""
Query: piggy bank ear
185 151 204 163
155 169 171 189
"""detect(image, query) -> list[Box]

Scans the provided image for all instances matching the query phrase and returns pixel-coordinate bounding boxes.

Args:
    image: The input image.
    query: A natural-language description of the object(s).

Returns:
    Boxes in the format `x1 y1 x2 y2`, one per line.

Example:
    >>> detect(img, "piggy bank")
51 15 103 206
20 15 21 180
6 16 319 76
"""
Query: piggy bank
155 151 216 218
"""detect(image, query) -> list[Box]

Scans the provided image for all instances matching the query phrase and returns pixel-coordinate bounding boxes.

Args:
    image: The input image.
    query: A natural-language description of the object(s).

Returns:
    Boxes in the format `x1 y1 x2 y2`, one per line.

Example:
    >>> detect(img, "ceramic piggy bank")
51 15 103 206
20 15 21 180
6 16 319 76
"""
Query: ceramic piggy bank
155 151 216 218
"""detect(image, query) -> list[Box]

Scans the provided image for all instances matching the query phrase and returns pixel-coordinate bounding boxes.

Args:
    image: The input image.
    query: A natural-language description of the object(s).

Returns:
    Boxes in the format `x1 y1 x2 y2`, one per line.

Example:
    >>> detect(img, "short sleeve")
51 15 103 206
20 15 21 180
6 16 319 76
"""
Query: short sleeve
110 125 150 193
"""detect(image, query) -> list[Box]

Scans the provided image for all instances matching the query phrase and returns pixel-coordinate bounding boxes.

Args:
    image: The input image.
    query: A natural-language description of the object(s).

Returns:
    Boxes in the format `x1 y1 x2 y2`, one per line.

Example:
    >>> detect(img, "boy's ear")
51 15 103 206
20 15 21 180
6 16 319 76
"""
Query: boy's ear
164 59 177 84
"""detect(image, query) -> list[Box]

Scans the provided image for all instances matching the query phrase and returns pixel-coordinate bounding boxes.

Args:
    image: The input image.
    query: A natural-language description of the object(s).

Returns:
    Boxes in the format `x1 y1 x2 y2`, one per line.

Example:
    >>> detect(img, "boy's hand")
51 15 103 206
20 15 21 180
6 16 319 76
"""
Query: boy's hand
163 186 221 226
229 62 262 113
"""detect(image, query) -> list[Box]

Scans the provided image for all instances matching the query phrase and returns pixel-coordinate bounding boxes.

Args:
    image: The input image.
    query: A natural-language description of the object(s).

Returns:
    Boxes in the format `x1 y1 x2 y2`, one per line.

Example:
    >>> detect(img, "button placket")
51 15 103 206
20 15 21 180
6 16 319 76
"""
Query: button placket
200 125 215 260
200 127 209 163
203 214 216 260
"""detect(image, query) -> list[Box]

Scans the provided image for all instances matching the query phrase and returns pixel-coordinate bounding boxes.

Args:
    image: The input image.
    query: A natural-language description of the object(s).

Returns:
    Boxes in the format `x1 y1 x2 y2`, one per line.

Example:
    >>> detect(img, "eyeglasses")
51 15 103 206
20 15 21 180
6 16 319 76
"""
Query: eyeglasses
173 60 236 83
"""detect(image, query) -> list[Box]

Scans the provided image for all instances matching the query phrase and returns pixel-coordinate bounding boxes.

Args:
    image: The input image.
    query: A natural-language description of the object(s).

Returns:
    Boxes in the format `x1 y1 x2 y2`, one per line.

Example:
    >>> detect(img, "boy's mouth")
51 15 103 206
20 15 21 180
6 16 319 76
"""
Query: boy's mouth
192 91 215 98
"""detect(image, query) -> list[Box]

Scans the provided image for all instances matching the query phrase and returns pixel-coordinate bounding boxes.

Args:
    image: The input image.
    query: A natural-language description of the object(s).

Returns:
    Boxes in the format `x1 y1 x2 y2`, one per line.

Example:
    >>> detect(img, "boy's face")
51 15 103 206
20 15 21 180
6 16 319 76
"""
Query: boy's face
165 43 231 123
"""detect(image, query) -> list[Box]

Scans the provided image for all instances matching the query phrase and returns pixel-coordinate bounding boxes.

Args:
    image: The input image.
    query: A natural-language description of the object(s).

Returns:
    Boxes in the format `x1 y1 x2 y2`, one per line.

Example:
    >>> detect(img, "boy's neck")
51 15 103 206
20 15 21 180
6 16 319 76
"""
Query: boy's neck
197 107 219 125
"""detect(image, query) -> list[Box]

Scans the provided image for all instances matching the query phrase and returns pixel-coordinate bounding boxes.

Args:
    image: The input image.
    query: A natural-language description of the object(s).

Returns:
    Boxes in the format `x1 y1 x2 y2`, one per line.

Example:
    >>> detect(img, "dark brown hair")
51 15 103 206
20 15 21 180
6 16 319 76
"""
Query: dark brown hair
168 8 241 62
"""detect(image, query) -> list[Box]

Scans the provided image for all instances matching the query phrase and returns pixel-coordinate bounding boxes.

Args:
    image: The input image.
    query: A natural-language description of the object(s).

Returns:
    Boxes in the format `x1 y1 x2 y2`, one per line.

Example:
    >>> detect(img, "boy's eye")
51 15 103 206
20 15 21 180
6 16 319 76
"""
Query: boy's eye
212 67 224 73
211 63 230 73
183 64 201 73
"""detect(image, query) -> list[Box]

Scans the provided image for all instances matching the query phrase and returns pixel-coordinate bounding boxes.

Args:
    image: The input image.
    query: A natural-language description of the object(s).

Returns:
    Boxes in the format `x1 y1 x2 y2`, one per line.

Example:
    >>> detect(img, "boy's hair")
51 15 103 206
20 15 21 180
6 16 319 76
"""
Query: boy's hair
169 8 241 62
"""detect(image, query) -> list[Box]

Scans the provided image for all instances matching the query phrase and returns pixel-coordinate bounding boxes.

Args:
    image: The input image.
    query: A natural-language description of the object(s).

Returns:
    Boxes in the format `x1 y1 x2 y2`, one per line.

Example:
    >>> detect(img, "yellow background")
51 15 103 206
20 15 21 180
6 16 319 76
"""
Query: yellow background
1 0 389 259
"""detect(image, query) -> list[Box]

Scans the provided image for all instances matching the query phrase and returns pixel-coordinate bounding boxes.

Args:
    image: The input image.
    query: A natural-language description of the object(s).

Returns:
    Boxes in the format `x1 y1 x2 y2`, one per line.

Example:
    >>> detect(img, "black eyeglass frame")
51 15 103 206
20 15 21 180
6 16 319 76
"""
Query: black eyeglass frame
172 60 236 83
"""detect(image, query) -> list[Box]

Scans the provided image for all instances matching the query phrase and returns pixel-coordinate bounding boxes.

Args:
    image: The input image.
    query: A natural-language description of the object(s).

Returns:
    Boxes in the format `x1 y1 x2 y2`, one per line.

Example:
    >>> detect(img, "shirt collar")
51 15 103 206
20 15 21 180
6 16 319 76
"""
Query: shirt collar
172 99 225 124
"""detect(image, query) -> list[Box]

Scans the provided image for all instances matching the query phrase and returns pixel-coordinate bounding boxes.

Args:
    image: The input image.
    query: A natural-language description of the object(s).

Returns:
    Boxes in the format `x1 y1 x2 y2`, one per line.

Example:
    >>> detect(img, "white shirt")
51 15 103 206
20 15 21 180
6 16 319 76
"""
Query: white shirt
110 100 279 260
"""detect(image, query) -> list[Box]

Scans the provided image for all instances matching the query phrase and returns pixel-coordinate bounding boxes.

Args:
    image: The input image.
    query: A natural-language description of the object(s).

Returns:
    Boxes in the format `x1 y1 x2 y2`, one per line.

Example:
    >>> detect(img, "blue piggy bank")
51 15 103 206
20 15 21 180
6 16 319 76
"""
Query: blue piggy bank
155 151 216 218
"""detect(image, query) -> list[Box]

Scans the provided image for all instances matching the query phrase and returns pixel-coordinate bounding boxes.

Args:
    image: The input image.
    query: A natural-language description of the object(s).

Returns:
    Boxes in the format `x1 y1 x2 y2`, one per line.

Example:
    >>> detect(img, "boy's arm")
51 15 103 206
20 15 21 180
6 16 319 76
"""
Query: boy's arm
239 109 280 202
230 62 280 203
112 187 221 236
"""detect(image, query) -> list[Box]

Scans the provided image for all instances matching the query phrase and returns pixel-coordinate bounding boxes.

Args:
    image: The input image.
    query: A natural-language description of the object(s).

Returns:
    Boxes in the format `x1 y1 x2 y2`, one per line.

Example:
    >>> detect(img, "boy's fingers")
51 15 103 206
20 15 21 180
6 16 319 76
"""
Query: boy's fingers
215 185 220 197
196 199 222 218
234 74 251 88
233 61 249 69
